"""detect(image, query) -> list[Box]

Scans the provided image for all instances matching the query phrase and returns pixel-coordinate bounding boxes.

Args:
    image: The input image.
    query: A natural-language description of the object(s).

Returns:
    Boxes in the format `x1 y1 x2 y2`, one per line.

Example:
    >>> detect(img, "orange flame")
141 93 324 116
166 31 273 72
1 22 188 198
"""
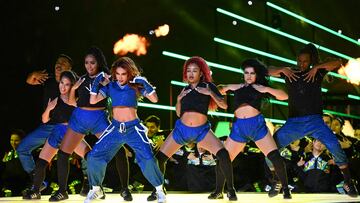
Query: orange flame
154 24 170 37
113 34 149 56
338 58 360 85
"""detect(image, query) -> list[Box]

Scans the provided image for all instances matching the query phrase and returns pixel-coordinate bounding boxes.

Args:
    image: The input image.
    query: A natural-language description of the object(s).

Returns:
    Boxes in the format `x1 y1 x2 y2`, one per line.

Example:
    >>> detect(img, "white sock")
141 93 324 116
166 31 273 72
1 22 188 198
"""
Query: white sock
155 185 163 192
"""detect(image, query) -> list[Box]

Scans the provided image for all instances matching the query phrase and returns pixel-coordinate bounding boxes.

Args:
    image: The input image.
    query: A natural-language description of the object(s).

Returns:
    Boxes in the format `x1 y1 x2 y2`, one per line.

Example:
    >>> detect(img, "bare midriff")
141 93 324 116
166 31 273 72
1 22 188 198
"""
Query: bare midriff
181 111 208 127
234 104 260 119
112 106 138 122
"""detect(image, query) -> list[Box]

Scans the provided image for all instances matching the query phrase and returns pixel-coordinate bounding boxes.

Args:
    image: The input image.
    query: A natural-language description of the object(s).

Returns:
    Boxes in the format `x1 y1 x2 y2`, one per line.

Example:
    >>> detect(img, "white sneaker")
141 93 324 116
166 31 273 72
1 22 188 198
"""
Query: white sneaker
84 186 105 203
157 190 166 203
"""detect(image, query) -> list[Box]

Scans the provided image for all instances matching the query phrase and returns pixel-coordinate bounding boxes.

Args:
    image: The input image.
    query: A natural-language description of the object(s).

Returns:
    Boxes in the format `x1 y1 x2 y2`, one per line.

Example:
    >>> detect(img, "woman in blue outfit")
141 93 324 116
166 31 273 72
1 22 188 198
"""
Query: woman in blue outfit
213 59 291 199
85 57 166 203
22 70 78 199
151 56 236 201
51 47 131 201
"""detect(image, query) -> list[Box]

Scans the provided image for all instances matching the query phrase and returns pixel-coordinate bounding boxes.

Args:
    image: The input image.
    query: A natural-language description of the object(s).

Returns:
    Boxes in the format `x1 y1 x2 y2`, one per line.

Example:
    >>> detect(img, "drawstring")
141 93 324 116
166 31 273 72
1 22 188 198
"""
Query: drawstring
119 122 126 133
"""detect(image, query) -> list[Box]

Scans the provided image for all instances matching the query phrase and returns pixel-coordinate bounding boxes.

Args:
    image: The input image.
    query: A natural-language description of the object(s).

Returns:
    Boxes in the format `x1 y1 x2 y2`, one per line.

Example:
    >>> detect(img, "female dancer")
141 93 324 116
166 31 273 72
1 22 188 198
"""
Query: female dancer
51 47 131 201
214 59 291 199
85 57 166 203
22 70 78 199
151 56 237 201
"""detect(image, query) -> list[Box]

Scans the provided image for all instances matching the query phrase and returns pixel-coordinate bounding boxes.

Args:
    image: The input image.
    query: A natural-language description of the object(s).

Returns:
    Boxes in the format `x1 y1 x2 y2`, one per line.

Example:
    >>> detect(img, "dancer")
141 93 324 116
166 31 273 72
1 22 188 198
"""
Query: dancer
50 47 131 201
17 54 72 192
212 59 291 199
148 56 237 201
22 71 80 199
268 43 358 197
85 57 166 203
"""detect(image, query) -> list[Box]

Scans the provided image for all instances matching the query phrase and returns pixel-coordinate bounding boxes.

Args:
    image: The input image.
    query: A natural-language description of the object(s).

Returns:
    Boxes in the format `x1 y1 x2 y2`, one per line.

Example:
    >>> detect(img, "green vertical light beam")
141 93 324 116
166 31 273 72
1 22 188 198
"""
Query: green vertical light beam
216 8 354 60
266 2 360 46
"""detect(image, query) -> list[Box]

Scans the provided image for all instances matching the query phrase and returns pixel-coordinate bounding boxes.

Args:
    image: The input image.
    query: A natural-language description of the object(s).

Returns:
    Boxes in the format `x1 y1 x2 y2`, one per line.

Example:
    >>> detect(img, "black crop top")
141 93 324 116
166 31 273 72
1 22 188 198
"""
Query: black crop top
77 74 107 108
233 85 265 111
47 97 75 124
180 82 223 116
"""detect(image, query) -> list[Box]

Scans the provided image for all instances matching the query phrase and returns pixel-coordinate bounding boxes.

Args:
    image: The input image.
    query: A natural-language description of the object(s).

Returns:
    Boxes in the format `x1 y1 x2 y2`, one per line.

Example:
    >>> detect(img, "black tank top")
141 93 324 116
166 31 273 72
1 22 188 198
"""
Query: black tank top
180 82 222 116
233 85 265 111
48 97 75 124
76 74 107 108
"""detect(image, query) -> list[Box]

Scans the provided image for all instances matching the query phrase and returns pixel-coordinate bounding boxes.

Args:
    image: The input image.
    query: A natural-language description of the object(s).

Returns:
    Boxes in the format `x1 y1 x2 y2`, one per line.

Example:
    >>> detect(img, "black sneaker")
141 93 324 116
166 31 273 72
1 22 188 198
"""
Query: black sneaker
22 189 41 200
49 191 69 202
208 191 223 199
283 187 292 199
226 188 237 201
344 181 359 198
80 178 90 197
268 182 281 197
147 190 157 201
120 188 133 201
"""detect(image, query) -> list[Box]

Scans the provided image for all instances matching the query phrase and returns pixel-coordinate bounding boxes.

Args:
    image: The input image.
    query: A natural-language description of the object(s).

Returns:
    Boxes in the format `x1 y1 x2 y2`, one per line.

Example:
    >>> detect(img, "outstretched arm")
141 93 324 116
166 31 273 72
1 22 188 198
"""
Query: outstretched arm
252 84 288 100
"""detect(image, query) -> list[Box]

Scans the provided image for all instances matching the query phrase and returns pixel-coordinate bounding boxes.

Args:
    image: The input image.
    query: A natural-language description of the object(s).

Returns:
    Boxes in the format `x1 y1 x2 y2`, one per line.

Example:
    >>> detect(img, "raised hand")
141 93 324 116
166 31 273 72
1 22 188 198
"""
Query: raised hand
27 70 49 85
46 97 58 111
303 66 318 83
73 77 85 90
177 88 192 101
194 83 211 95
281 67 299 82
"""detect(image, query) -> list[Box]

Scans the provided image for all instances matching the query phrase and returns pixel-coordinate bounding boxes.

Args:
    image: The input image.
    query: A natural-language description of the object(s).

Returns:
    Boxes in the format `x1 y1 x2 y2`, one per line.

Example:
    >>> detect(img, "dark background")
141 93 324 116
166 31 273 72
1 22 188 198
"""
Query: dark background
1 0 359 153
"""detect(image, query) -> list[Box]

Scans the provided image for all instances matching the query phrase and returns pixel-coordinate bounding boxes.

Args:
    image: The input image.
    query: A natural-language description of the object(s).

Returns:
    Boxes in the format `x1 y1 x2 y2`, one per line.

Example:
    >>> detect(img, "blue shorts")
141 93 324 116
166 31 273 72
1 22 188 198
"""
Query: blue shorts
172 120 210 145
68 107 109 135
274 114 348 166
47 124 67 148
229 114 268 143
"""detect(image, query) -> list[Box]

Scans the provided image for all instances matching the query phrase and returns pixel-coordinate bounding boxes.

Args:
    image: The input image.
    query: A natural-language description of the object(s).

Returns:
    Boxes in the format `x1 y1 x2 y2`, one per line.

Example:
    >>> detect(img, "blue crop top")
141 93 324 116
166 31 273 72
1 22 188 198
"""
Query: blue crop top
232 85 266 111
99 82 144 107
180 82 222 116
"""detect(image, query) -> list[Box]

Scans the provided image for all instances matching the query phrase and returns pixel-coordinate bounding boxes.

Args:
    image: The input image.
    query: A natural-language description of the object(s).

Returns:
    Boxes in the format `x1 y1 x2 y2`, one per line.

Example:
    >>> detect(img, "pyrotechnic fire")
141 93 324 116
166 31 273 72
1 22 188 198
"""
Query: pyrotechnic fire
113 34 149 56
338 58 360 85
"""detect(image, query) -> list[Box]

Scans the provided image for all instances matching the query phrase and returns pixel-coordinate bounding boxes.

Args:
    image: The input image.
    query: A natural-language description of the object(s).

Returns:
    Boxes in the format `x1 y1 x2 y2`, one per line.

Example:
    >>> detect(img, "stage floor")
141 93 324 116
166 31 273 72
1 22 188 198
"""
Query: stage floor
1 192 359 203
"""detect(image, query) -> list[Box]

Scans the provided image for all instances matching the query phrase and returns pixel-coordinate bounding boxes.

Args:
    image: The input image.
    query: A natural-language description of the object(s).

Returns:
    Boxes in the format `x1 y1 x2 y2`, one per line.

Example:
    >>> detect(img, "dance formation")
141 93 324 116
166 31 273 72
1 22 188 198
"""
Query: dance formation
14 43 358 202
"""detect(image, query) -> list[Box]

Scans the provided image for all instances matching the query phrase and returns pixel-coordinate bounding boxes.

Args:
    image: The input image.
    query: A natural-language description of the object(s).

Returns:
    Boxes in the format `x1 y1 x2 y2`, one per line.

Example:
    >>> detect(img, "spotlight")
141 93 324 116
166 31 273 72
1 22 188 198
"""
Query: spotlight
248 1 253 5
54 6 60 11
338 29 342 34
357 38 360 43
232 20 237 25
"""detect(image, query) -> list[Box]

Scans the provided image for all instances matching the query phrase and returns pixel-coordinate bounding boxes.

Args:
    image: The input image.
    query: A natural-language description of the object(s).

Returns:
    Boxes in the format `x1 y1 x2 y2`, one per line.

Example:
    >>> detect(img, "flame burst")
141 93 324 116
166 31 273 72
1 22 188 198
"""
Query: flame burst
338 58 360 85
113 34 149 56
154 24 170 37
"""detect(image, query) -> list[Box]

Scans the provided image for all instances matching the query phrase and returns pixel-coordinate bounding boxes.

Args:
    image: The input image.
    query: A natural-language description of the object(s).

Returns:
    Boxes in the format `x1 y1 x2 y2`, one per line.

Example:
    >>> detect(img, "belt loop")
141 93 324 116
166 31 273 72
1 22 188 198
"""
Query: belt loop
119 122 126 133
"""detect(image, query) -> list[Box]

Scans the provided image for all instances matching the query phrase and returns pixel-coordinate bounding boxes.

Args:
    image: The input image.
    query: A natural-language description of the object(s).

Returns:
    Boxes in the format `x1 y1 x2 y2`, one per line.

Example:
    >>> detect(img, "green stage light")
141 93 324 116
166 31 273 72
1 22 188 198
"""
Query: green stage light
214 37 297 65
266 2 360 46
348 94 360 100
216 8 353 61
170 80 360 119
163 51 243 73
323 110 360 120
